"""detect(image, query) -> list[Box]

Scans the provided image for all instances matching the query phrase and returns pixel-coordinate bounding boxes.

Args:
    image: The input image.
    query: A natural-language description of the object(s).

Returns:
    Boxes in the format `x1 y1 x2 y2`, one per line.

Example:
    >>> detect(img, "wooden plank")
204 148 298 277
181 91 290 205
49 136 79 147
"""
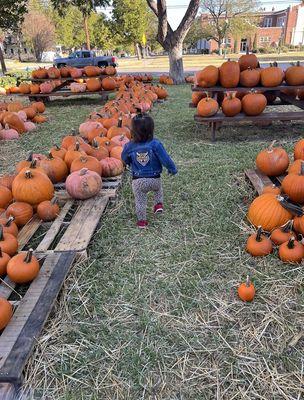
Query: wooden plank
0 252 76 385
55 196 109 252
22 74 115 82
194 111 304 123
0 383 16 400
245 169 273 195
192 84 304 93
14 90 114 98
35 200 74 252
17 215 41 250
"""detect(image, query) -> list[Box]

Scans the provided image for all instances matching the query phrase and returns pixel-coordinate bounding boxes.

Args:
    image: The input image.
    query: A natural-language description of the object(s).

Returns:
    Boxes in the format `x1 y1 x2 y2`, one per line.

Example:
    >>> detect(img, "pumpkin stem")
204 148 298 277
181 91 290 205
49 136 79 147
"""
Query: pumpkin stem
287 237 295 249
279 197 304 216
27 151 33 162
4 123 10 130
5 216 15 227
118 118 123 128
267 140 276 152
256 226 263 242
25 170 33 179
296 61 300 67
29 159 38 169
71 129 76 136
48 152 54 160
80 156 87 163
24 248 33 263
53 144 60 150
0 225 4 241
282 220 293 233
246 275 250 287
300 161 304 176
75 142 80 151
79 168 88 176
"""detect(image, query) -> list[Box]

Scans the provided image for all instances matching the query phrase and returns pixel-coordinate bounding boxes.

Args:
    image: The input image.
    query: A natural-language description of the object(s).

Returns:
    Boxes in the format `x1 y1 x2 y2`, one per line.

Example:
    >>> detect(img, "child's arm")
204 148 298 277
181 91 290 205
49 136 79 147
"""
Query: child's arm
121 145 131 166
155 141 177 175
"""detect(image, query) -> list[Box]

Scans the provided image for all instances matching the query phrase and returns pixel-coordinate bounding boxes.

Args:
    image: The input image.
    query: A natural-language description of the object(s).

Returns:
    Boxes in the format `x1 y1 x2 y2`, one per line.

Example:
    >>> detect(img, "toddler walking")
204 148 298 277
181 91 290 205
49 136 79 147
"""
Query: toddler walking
121 113 177 228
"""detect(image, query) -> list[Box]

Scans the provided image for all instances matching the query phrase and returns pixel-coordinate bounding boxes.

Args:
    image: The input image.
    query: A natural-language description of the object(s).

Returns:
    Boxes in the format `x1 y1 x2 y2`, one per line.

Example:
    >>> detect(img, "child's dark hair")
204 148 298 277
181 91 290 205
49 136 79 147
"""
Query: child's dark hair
131 113 154 143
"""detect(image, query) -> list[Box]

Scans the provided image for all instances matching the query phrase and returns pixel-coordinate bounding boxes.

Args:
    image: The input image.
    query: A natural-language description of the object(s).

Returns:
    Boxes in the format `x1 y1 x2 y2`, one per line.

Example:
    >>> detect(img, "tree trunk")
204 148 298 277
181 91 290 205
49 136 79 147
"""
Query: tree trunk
218 41 222 55
83 16 91 50
0 45 7 74
168 42 184 84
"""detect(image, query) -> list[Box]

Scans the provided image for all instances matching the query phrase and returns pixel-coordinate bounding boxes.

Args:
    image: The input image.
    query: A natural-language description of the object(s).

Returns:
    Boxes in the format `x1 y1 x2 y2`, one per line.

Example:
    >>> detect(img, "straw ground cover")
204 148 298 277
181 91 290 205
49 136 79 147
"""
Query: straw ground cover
1 88 304 399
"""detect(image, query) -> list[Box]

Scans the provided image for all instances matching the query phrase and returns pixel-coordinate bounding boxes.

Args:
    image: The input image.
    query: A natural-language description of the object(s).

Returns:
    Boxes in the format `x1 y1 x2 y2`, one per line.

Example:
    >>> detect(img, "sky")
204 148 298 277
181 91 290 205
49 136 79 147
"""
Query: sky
101 0 302 30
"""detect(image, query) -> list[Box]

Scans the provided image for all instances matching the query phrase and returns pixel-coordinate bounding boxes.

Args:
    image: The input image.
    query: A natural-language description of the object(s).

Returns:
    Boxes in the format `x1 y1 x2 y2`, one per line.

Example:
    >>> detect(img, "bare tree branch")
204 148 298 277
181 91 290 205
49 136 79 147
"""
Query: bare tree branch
146 0 158 16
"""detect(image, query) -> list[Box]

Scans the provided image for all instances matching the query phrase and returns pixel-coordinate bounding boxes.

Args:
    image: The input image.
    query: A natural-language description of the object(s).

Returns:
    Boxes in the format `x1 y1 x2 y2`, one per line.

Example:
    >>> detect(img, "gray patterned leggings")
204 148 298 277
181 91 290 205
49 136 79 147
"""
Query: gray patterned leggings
132 178 163 220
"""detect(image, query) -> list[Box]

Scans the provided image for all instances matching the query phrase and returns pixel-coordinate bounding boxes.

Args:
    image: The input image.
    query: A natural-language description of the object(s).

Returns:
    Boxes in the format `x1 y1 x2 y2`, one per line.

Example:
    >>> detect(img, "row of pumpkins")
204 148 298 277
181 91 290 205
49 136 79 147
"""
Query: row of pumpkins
0 77 169 331
0 101 47 140
246 138 304 263
32 65 117 79
195 52 304 89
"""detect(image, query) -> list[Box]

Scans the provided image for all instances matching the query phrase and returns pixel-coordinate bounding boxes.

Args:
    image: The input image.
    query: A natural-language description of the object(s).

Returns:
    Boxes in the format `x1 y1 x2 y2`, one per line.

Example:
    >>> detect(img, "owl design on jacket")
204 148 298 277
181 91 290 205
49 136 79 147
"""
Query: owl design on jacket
136 152 150 166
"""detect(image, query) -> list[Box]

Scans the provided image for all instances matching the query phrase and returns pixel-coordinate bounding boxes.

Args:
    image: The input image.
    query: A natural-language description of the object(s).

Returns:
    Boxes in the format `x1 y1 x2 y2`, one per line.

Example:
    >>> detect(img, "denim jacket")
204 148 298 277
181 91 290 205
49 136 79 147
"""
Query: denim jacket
121 139 177 178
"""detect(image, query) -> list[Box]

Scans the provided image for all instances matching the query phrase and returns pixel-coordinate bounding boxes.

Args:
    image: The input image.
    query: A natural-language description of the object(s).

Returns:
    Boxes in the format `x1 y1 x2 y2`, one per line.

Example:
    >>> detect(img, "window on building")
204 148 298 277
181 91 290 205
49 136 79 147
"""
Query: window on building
277 16 285 27
10 48 14 55
260 36 271 43
264 17 272 27
24 48 27 54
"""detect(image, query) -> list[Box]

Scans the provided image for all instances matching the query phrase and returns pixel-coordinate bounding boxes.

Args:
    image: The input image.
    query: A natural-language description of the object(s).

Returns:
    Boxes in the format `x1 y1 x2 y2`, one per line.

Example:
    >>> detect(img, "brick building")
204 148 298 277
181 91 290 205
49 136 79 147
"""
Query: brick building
199 3 304 53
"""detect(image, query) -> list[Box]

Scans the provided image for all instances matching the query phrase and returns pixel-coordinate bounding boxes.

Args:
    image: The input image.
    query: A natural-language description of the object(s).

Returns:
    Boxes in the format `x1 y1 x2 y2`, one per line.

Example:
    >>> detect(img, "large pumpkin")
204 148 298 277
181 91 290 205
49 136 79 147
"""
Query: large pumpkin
3 113 26 134
101 77 116 91
260 63 283 87
19 83 31 94
12 170 54 205
256 141 289 176
241 92 267 116
31 101 46 113
84 66 101 77
47 67 61 79
86 78 102 92
247 194 293 231
219 60 240 88
285 62 304 86
195 66 219 88
100 157 124 177
70 82 86 93
197 97 219 117
66 168 102 200
7 249 39 284
6 202 33 226
30 84 40 94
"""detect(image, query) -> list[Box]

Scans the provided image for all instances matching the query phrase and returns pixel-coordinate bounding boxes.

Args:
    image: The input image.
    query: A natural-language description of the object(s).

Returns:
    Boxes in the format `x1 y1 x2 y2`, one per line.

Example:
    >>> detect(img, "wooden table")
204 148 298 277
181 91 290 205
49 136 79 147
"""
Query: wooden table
192 84 304 141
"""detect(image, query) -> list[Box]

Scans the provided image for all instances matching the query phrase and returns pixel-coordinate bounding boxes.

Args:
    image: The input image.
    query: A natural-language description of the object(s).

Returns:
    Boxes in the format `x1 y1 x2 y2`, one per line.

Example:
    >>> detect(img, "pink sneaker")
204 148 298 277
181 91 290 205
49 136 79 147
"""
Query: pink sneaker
154 203 164 214
137 220 148 229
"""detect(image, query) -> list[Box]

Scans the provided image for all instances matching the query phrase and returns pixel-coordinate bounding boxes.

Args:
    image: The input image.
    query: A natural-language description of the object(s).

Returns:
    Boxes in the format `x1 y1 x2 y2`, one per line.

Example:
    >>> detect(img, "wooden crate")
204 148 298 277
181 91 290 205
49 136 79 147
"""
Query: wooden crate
245 168 285 194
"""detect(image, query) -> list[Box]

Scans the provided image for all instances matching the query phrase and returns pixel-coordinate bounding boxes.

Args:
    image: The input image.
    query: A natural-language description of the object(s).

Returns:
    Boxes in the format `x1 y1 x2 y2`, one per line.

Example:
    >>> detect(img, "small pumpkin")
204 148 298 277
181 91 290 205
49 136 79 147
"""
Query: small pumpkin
0 297 13 330
0 225 18 256
256 140 289 176
191 92 206 106
66 168 102 200
37 201 59 221
0 216 18 237
7 248 40 284
293 139 304 161
19 83 31 94
281 161 304 203
32 114 48 124
107 118 130 139
31 102 45 114
246 226 273 256
40 81 53 94
101 77 117 91
110 146 123 160
0 174 16 190
270 220 294 245
285 61 304 86
47 66 61 79
111 134 130 148
3 113 26 134
262 185 281 195
64 142 86 169
238 49 259 71
0 124 19 140
0 185 13 209
240 68 261 87
23 107 37 120
100 157 124 177
237 276 255 302
70 155 102 175
6 202 33 226
39 153 68 183
221 93 242 117
260 62 283 87
197 96 219 117
90 140 110 160
278 236 304 263
50 144 66 160
86 78 102 92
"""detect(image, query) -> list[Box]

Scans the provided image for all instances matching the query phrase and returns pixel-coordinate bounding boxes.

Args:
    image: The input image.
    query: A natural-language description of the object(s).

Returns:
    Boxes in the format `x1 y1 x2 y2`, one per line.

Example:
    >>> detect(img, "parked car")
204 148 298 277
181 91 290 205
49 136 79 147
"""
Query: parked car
54 50 117 68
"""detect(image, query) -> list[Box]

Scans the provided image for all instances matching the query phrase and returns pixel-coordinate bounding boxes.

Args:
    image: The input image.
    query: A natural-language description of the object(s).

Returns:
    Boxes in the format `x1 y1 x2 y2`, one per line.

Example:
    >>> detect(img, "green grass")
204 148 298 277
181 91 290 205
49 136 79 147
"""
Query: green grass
1 88 303 399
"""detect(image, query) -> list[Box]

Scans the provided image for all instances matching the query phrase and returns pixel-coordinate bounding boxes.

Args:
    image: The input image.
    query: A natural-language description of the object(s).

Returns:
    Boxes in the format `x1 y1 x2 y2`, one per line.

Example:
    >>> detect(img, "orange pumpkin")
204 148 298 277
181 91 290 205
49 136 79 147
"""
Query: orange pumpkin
19 83 31 94
0 216 18 237
6 202 33 226
0 225 18 256
70 155 102 175
256 141 289 176
240 68 261 87
50 144 66 160
86 78 102 92
39 153 69 183
241 92 267 116
285 62 304 86
7 248 40 283
197 97 219 117
64 142 86 169
222 93 242 117
110 146 123 160
100 157 124 177
195 66 219 88
32 114 48 124
0 186 13 209
238 50 259 71
31 101 46 113
219 60 240 88
0 174 16 190
0 247 10 276
260 63 283 87
102 77 117 91
37 201 59 221
0 297 13 330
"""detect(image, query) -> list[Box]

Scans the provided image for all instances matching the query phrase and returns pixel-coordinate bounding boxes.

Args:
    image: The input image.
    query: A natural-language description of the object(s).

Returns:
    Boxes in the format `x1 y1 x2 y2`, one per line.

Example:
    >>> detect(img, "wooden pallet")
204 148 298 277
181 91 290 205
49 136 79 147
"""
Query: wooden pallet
192 83 304 93
245 168 285 194
0 251 76 390
0 174 123 398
